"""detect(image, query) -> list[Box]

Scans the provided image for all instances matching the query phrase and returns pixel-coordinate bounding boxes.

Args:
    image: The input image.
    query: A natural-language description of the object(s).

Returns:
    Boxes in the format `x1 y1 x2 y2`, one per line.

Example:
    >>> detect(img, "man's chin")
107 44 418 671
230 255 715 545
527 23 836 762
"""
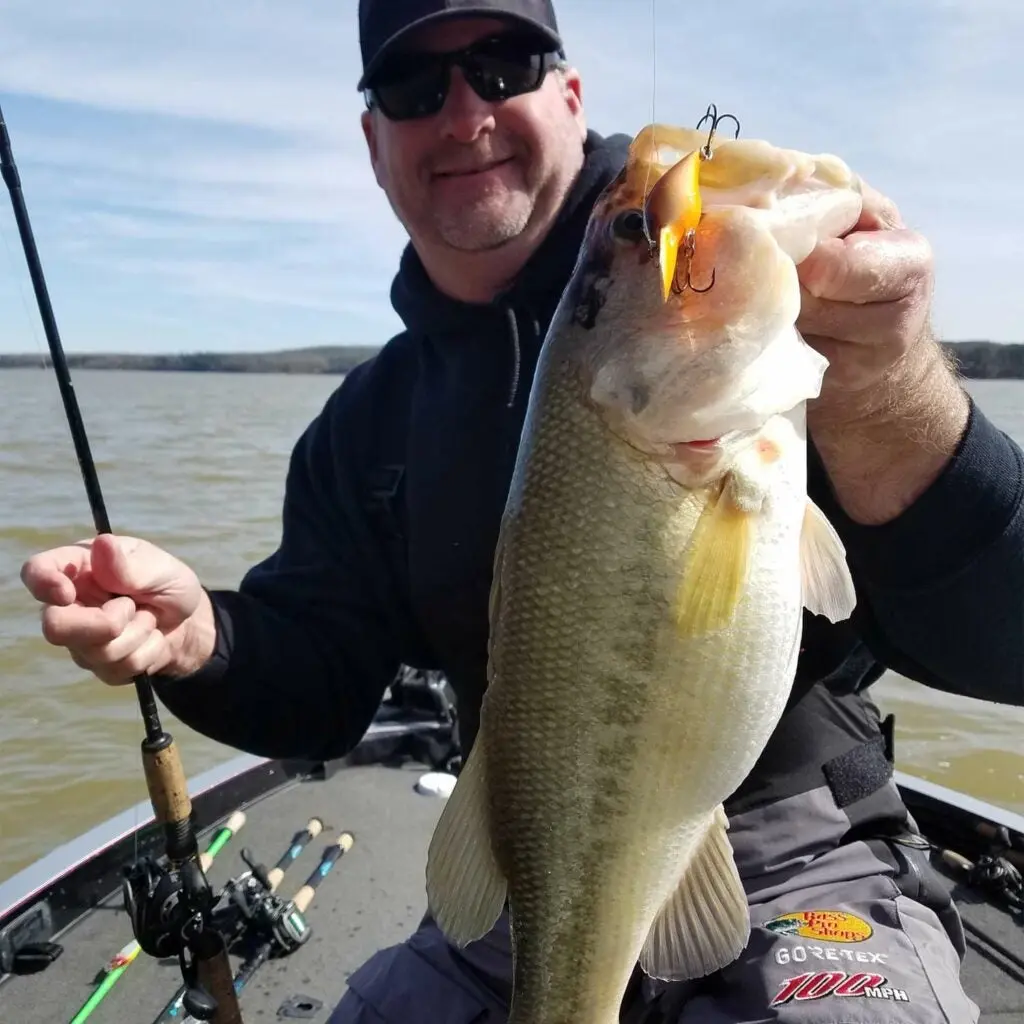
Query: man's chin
434 202 533 252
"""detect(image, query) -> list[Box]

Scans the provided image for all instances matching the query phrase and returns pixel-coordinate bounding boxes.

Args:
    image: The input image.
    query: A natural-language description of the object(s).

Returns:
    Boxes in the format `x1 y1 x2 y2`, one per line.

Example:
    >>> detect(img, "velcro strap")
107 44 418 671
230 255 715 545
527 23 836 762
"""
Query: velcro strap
822 736 893 808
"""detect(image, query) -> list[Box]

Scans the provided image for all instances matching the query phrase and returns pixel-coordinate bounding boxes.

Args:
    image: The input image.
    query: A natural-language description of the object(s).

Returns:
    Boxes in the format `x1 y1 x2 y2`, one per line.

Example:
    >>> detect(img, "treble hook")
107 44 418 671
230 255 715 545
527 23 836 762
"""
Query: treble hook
659 103 739 298
646 107 738 299
695 103 741 158
670 229 716 296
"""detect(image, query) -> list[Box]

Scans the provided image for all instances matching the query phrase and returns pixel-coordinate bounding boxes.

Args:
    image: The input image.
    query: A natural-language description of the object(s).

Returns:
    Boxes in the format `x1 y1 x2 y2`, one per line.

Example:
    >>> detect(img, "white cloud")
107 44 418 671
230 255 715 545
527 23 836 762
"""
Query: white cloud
0 0 1021 352
533 0 1024 343
0 0 362 137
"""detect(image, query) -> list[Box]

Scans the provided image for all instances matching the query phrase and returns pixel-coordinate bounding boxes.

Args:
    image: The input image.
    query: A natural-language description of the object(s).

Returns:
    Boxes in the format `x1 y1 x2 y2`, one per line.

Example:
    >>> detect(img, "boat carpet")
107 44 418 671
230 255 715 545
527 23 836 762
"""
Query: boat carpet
1 761 1020 1022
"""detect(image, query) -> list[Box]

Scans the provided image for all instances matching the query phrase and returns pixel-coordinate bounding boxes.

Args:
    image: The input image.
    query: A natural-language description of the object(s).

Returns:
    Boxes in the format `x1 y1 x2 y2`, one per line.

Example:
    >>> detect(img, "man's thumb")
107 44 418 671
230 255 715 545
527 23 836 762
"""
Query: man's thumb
89 534 160 598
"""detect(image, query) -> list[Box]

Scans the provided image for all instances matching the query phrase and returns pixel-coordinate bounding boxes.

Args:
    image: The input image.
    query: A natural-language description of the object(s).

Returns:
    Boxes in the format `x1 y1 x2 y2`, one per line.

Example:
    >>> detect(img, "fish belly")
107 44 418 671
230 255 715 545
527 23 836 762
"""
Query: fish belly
482 371 807 1024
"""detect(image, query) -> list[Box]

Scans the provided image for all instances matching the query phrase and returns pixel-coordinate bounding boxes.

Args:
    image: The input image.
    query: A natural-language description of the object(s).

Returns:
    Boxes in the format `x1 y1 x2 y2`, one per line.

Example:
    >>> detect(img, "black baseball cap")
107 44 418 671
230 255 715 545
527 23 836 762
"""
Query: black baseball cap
357 0 565 90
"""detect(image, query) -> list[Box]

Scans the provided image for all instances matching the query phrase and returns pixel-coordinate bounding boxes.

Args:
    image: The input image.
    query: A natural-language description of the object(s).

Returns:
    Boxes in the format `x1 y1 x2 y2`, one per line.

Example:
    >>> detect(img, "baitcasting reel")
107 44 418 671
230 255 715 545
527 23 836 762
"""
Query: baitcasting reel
222 848 312 957
122 855 216 960
122 855 225 1019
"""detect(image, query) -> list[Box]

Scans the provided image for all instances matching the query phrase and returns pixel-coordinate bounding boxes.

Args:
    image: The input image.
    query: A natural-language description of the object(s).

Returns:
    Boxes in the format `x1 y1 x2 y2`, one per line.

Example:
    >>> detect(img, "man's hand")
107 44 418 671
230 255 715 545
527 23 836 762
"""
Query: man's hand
797 182 970 526
20 534 217 685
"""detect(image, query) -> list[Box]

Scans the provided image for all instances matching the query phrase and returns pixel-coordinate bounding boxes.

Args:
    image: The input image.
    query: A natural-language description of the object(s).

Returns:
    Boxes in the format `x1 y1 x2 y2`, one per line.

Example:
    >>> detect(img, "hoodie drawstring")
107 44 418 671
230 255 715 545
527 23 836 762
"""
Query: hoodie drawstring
505 305 522 409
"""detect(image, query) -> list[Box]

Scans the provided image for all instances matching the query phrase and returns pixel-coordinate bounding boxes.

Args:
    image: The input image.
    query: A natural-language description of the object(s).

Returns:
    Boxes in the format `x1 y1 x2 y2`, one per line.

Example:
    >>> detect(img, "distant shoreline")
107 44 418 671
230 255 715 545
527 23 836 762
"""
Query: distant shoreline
0 341 1022 379
0 346 380 376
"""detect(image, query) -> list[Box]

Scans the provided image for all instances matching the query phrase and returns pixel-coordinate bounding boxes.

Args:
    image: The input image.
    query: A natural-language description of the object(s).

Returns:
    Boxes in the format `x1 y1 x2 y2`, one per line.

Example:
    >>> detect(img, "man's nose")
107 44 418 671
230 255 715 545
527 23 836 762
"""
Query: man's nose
437 67 496 142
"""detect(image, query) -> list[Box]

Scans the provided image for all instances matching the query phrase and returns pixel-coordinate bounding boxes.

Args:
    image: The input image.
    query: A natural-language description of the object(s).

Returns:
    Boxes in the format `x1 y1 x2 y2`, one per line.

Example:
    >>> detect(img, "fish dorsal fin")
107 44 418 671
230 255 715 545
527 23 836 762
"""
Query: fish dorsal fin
424 735 508 947
800 500 857 623
639 804 750 981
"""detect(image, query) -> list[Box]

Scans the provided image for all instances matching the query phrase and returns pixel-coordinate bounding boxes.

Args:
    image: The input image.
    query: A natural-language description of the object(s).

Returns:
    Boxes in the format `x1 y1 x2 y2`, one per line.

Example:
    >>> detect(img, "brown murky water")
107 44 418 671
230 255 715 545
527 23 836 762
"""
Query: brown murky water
0 369 1022 884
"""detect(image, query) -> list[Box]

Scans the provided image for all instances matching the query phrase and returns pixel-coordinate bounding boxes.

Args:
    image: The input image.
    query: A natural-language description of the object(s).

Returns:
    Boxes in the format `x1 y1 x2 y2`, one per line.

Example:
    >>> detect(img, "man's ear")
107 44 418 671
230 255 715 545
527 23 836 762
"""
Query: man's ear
559 66 587 140
361 109 385 186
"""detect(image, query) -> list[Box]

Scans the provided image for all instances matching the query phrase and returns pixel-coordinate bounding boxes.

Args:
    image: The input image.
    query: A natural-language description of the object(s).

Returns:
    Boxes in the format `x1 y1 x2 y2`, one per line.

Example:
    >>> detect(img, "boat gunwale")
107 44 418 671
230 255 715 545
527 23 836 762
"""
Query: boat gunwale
0 751 270 922
894 768 1024 838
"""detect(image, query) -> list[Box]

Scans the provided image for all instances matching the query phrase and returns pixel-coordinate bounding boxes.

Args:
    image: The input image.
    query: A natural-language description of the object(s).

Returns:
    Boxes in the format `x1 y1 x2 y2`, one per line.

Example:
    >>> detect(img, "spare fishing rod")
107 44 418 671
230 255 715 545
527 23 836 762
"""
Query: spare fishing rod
183 833 356 1024
941 847 1024 974
69 810 247 1024
153 826 352 1024
0 101 243 1023
152 816 325 1023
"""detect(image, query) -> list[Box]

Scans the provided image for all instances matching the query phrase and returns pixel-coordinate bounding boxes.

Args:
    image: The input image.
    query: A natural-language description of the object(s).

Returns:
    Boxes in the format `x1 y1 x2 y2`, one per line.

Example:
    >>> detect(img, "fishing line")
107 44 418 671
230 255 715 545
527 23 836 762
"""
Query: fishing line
650 0 656 128
0 107 150 871
0 107 143 874
0 216 48 370
0 141 147 876
0 126 96 488
2 97 243 1024
641 0 658 241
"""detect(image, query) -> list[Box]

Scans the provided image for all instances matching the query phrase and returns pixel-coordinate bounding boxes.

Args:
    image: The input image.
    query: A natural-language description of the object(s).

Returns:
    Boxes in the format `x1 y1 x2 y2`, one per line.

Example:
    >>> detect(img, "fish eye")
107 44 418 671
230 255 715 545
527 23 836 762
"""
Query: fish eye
611 209 646 242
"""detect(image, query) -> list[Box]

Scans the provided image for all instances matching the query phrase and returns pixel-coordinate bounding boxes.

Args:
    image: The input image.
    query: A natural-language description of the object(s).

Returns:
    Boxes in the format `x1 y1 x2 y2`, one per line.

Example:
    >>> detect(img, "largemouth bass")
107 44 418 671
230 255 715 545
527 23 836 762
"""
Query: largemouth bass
425 120 864 1024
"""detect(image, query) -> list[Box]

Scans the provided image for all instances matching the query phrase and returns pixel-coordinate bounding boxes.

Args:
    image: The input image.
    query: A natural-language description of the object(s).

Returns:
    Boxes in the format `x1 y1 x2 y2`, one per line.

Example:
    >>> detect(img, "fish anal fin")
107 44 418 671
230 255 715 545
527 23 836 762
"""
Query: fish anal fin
639 805 751 981
800 499 857 623
424 735 507 947
675 481 753 637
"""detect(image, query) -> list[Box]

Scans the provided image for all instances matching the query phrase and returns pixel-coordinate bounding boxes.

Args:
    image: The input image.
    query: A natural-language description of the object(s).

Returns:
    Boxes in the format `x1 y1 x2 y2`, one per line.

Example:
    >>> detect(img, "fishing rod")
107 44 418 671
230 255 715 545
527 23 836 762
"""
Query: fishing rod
0 101 243 1023
152 816 325 1023
181 833 356 1024
69 810 247 1024
261 815 324 893
941 847 1024 972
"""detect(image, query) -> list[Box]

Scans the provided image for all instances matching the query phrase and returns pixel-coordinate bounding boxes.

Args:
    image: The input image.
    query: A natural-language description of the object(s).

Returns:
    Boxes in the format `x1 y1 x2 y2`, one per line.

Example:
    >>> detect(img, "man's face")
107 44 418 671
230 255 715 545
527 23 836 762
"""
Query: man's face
361 16 587 255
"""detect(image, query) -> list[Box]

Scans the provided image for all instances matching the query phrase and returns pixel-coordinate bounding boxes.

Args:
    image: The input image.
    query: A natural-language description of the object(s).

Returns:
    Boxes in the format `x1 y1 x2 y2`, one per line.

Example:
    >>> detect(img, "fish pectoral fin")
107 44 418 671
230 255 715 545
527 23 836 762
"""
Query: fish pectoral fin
424 734 507 947
486 525 508 684
639 805 751 982
799 499 857 623
675 481 753 637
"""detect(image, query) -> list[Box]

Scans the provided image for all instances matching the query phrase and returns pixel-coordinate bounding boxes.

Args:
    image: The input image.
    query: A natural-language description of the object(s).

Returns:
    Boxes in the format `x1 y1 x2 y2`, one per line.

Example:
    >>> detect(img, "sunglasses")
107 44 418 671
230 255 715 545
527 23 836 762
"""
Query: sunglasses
364 33 564 122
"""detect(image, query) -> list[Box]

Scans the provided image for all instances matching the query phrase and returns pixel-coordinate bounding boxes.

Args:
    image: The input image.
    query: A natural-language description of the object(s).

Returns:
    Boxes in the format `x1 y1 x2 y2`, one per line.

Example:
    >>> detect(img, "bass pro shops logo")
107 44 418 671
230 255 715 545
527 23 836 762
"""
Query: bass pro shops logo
764 909 873 943
770 971 910 1008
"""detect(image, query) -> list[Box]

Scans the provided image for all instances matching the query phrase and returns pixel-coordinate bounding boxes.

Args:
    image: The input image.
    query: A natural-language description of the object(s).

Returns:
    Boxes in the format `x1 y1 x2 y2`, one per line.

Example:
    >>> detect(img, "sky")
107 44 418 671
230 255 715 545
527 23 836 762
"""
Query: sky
0 0 1021 354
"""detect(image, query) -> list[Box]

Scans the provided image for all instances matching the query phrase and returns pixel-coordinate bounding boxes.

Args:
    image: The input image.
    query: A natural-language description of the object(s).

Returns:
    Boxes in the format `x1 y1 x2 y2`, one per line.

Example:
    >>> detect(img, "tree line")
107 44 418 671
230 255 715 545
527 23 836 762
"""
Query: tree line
0 342 1021 378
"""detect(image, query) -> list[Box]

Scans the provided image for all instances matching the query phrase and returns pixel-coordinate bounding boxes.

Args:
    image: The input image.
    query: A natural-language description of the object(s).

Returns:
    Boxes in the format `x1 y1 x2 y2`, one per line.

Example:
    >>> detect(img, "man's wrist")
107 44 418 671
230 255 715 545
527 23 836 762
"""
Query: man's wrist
168 589 219 678
807 335 970 525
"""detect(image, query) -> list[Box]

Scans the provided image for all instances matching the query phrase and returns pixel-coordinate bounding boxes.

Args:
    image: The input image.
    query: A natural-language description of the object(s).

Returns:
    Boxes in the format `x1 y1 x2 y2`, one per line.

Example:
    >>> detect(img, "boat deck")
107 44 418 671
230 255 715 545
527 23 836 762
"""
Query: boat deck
0 762 444 1023
958 889 1024 1019
1 758 1022 1022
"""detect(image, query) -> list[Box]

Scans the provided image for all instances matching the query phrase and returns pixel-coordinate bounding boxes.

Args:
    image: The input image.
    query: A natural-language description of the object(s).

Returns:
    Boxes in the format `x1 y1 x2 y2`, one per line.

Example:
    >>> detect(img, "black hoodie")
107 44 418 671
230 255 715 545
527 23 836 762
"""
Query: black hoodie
154 130 1024 825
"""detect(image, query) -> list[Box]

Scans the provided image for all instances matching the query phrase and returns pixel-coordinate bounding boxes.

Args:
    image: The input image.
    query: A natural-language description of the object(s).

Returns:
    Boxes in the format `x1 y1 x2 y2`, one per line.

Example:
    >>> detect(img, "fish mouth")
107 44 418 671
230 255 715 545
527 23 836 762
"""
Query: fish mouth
676 437 720 450
643 149 703 302
614 431 725 464
632 430 752 464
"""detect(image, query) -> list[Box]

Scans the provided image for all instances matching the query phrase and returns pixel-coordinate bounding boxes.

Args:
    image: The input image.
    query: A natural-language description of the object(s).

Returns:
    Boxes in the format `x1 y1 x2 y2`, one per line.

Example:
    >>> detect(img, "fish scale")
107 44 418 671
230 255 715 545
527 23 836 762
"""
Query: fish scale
424 120 862 1024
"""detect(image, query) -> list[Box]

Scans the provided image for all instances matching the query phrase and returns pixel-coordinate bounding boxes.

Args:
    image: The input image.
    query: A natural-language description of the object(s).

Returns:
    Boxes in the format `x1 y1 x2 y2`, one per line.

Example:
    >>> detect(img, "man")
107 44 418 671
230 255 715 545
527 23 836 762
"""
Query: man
20 0 1023 1021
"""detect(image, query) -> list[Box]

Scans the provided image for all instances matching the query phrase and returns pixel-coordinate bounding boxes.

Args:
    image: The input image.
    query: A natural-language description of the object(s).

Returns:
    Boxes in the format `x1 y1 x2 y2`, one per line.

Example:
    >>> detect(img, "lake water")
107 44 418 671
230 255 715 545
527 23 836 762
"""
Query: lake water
0 369 1022 884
